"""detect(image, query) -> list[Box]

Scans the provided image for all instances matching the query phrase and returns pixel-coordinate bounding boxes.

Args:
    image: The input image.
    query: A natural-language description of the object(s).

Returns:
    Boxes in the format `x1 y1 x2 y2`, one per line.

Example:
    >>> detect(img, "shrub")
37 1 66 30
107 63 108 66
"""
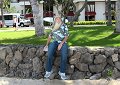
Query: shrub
67 20 116 25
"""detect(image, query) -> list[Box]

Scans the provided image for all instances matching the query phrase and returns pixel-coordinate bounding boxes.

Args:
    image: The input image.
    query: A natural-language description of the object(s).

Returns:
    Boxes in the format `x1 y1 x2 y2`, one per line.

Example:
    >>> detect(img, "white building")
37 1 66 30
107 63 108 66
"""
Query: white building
74 0 117 21
10 0 31 16
10 0 117 21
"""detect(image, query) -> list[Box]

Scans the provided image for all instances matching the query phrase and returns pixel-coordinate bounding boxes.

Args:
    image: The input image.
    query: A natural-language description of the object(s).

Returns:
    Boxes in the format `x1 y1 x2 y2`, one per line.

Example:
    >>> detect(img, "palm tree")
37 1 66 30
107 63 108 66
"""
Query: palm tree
3 0 10 9
0 0 4 27
30 0 44 36
0 0 10 27
115 0 120 33
106 0 112 26
4 0 16 13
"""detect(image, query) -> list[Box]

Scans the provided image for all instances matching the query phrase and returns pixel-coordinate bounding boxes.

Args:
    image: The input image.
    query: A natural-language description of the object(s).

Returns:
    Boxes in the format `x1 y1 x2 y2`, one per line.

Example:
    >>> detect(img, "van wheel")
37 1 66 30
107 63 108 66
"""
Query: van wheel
20 23 24 27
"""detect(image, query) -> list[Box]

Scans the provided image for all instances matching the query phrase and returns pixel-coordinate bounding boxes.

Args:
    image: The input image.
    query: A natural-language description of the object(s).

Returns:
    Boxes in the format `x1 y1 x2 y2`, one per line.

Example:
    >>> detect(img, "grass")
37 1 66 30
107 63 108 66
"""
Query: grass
0 27 14 30
68 26 119 47
0 30 47 45
0 26 120 47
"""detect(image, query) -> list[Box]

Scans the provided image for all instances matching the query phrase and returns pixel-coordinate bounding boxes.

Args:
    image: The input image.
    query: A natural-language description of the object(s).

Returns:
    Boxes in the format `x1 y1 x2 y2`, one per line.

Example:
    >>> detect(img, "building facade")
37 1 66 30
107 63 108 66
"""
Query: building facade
10 0 31 16
75 0 117 21
10 0 117 21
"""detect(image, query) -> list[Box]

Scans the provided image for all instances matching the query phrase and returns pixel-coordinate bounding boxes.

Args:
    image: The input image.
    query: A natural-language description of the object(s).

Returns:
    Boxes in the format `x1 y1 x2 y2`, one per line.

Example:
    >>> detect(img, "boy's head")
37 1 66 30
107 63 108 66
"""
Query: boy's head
54 16 62 23
53 16 62 31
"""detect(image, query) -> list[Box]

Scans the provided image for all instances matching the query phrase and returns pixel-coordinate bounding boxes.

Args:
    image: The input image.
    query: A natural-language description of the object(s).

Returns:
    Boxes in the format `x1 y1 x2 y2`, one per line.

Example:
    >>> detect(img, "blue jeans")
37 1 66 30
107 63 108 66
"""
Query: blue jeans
46 41 68 73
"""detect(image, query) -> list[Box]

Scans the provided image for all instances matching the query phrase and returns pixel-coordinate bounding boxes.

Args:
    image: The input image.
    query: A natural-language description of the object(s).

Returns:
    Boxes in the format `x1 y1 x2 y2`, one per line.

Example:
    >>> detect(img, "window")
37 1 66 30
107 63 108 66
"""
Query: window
85 2 95 12
105 1 116 20
111 1 116 20
4 15 13 20
85 2 96 21
11 0 18 3
0 15 13 20
21 0 29 1
11 0 29 3
111 1 116 11
43 2 53 17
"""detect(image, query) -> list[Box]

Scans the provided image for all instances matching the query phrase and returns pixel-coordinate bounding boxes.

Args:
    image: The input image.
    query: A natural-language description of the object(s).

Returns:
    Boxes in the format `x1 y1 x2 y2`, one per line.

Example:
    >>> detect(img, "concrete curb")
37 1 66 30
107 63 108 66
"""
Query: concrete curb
0 77 120 85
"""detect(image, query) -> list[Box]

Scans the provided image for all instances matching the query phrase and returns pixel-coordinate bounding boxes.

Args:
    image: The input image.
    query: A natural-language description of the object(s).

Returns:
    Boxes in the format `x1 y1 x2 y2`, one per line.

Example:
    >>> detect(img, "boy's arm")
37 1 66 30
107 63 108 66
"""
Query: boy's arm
60 36 68 45
45 35 52 46
43 35 52 51
57 36 68 51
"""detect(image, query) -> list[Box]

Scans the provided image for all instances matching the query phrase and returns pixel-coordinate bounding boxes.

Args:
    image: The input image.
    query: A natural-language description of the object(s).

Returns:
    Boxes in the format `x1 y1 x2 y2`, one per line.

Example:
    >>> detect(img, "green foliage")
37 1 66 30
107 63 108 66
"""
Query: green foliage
3 0 10 12
3 0 10 8
7 6 17 13
67 21 116 25
107 69 113 77
44 21 52 26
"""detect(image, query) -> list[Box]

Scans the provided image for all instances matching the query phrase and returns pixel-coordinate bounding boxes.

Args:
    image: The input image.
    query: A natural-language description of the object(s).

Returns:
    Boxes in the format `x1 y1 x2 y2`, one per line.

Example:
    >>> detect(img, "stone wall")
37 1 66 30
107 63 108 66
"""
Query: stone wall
0 44 120 80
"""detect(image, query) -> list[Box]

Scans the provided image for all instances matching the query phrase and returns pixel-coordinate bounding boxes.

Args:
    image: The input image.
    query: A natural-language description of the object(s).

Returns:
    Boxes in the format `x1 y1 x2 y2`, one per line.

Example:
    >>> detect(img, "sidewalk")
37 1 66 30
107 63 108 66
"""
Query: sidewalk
0 27 35 32
0 26 53 32
0 25 107 32
0 77 120 85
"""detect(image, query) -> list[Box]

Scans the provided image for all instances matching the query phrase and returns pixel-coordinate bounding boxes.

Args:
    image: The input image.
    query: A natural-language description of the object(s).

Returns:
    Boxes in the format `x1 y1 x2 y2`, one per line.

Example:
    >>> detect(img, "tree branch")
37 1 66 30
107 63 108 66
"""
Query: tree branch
72 0 88 21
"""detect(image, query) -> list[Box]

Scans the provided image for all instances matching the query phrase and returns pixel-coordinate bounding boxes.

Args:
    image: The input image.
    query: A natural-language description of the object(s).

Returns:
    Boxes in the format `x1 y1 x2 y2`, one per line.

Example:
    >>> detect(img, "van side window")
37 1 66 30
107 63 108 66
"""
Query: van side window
4 15 12 20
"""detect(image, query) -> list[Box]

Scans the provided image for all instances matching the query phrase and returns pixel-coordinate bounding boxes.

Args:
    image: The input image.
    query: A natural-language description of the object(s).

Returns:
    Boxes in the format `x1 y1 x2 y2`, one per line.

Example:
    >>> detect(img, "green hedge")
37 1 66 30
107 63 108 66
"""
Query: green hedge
44 21 52 26
67 20 116 25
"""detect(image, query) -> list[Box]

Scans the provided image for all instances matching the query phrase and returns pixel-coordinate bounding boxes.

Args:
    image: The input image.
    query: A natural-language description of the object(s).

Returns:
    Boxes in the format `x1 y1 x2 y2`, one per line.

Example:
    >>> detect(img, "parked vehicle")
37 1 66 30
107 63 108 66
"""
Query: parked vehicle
0 13 31 27
0 13 21 27
18 19 31 27
0 21 3 28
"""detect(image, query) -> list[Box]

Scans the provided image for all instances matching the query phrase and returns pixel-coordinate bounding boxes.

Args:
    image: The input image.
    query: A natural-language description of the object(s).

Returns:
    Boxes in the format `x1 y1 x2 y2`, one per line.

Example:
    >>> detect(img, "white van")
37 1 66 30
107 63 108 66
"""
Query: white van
0 13 20 27
18 15 31 27
0 13 31 27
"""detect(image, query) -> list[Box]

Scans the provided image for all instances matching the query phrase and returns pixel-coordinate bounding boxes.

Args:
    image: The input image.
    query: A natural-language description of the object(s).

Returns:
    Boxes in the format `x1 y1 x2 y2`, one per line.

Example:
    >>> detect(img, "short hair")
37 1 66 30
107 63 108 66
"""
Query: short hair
54 16 62 21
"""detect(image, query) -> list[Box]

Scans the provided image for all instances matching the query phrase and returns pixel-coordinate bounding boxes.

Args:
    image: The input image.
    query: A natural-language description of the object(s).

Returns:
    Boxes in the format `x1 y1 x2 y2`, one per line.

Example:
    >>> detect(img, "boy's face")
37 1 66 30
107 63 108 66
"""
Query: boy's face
55 17 62 23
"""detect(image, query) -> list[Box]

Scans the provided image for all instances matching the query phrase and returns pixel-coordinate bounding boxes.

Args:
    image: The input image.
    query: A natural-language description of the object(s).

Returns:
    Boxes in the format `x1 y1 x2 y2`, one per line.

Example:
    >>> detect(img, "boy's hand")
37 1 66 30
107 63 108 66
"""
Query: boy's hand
57 43 63 51
43 45 48 51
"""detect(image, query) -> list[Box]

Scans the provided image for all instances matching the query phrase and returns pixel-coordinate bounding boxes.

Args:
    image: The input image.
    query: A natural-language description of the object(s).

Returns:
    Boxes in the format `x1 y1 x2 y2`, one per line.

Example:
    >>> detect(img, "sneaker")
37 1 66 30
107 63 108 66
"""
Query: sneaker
58 71 68 80
44 71 53 79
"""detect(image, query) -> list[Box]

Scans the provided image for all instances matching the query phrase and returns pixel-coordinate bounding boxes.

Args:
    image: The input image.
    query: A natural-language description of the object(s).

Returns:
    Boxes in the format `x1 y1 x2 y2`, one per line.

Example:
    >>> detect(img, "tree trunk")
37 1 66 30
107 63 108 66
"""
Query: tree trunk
115 0 120 33
107 0 112 26
70 0 88 27
1 0 5 27
30 0 44 36
54 0 87 27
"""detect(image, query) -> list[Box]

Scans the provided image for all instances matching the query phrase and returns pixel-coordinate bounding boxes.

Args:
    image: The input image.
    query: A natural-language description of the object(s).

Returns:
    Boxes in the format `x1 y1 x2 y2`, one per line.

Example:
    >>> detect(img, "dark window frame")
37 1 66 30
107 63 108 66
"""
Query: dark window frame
85 2 96 21
85 2 95 12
